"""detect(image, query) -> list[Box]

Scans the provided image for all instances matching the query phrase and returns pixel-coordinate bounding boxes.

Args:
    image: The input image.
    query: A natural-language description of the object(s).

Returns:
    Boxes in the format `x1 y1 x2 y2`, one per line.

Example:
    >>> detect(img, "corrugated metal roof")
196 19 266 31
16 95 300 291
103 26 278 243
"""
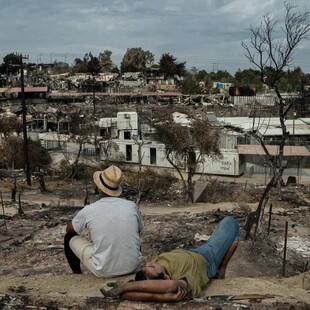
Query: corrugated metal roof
261 127 310 136
218 117 310 127
238 144 310 156
218 117 310 136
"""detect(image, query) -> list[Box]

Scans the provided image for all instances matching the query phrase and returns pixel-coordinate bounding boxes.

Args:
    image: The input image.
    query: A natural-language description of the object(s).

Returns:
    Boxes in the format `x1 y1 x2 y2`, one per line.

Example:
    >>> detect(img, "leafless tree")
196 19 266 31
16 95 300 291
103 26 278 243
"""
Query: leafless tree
62 115 102 179
0 116 22 171
11 175 17 202
241 3 310 240
101 139 119 165
132 134 151 205
1 192 8 233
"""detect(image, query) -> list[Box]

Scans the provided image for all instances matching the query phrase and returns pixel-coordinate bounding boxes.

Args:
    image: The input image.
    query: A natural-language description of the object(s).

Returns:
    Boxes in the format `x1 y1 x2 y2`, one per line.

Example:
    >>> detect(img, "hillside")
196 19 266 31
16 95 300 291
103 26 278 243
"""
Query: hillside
0 175 309 309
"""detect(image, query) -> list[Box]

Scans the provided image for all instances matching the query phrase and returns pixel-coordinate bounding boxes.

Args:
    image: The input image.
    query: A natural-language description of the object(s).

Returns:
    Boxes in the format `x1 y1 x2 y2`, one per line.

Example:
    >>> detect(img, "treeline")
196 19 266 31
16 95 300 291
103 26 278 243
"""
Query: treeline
1 49 310 93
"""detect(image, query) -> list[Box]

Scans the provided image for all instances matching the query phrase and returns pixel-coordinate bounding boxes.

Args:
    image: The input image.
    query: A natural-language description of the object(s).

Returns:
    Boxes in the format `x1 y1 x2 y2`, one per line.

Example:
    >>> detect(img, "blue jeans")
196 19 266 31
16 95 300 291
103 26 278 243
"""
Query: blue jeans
188 216 239 279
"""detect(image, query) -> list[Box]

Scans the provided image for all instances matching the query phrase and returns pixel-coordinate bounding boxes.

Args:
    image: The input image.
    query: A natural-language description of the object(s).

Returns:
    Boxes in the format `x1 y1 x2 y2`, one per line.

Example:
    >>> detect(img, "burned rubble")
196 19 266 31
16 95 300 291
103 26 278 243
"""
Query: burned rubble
0 174 309 309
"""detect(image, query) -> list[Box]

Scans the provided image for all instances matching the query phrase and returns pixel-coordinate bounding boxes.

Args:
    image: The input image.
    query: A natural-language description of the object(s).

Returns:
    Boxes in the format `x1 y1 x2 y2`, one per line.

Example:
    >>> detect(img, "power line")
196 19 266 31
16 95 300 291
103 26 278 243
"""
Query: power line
213 62 219 73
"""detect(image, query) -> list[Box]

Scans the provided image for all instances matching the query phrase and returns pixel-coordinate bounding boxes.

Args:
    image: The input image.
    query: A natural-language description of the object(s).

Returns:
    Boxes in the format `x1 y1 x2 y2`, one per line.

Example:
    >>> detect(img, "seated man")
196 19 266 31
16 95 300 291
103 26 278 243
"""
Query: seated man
101 216 239 302
64 165 144 277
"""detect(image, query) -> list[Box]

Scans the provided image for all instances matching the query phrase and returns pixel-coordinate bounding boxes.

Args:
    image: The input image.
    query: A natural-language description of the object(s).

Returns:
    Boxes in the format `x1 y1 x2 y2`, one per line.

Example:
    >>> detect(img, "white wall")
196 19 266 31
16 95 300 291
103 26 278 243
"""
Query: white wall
103 139 174 168
197 150 244 176
233 96 276 106
98 117 116 128
117 112 138 130
101 139 244 176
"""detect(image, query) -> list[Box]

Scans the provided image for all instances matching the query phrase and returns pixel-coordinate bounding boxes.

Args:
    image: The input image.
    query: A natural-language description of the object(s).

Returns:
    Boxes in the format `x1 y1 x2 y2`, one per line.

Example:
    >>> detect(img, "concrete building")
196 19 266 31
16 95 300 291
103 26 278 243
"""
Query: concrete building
98 112 246 176
97 113 310 178
33 112 309 179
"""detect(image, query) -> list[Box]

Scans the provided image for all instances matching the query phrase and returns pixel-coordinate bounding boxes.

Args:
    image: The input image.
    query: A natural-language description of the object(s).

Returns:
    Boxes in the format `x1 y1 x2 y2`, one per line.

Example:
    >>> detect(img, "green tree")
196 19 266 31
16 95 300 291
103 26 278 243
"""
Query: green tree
121 47 154 72
159 53 186 78
71 52 101 74
154 116 221 203
99 50 114 72
1 52 21 74
277 67 305 92
196 69 208 82
180 73 202 94
234 68 263 91
0 136 51 171
3 53 21 66
87 54 101 74
208 70 233 83
71 57 87 73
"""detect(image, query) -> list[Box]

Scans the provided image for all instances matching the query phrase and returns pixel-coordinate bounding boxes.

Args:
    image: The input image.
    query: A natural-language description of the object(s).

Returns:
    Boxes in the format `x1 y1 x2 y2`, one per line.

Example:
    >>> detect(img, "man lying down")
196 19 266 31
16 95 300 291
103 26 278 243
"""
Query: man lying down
101 216 239 302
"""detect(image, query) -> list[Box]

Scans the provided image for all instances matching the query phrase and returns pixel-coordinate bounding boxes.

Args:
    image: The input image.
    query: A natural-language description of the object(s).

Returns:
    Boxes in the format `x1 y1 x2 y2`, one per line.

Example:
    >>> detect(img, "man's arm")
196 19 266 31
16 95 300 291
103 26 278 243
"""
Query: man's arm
121 289 188 302
66 222 76 234
135 205 144 233
102 279 189 301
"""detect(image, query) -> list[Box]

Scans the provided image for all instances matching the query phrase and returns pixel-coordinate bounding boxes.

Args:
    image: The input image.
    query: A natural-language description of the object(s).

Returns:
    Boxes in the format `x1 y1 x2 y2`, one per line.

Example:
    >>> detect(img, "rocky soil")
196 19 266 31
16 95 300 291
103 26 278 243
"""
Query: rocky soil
0 174 309 309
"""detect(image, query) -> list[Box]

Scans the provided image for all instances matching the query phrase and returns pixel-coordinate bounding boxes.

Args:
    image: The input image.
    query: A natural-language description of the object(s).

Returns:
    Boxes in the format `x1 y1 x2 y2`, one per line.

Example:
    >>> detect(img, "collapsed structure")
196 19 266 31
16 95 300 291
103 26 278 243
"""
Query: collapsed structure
0 66 309 179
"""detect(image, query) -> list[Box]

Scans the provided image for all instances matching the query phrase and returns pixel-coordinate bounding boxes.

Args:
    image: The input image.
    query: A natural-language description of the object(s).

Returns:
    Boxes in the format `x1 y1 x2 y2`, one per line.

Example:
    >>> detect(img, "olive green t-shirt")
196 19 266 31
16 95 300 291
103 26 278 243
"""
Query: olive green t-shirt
154 249 209 297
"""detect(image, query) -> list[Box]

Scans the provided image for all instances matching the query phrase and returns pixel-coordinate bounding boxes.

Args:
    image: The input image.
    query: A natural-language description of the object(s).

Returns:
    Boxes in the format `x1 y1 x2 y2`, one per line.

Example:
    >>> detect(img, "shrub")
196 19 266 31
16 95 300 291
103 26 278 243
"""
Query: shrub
58 159 94 180
0 137 51 171
123 168 178 201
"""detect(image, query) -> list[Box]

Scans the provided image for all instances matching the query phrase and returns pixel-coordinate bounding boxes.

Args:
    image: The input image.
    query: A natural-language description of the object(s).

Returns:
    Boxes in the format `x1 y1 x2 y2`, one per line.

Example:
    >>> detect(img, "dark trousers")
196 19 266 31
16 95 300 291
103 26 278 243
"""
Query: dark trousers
64 232 82 274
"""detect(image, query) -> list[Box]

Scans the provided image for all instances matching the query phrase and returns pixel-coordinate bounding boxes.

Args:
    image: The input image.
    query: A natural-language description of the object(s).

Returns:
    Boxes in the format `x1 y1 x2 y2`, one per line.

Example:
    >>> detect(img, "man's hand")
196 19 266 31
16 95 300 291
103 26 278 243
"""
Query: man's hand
100 279 191 302
100 281 125 298
177 279 188 293
175 279 189 300
165 284 189 301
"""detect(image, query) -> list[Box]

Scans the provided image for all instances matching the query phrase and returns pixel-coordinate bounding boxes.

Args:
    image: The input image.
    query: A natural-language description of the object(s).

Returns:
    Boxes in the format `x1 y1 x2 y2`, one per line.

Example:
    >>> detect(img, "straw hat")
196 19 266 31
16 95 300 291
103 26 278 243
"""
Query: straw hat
93 165 122 197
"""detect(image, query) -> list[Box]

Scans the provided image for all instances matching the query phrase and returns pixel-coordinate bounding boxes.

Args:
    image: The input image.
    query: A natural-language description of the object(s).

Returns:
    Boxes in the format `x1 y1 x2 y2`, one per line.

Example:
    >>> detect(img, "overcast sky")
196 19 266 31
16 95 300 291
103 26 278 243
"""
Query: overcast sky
0 0 309 74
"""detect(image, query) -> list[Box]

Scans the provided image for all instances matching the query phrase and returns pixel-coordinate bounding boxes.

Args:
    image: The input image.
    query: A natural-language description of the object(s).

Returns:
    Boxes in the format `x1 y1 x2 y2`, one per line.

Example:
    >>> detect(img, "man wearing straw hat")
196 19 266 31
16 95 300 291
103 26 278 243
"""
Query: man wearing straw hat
64 165 144 277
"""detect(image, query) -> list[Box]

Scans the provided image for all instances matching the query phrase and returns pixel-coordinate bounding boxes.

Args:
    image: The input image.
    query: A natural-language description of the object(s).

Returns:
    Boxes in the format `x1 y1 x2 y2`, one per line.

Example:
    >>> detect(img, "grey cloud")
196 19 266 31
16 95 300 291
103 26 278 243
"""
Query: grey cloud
0 0 309 73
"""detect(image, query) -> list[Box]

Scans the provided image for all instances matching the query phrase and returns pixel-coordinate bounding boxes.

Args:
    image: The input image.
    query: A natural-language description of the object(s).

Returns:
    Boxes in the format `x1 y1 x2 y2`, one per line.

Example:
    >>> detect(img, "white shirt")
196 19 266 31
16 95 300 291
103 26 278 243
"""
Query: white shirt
72 197 144 276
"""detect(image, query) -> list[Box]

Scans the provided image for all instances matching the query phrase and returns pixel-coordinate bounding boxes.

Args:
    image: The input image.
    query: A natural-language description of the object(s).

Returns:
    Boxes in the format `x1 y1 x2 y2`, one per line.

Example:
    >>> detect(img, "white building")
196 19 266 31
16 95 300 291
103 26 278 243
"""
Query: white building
99 112 246 176
35 112 309 178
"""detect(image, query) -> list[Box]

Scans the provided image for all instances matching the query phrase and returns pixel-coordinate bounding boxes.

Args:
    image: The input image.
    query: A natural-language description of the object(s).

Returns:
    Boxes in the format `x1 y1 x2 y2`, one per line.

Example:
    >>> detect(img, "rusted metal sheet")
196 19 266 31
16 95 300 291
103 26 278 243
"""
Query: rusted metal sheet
0 87 48 93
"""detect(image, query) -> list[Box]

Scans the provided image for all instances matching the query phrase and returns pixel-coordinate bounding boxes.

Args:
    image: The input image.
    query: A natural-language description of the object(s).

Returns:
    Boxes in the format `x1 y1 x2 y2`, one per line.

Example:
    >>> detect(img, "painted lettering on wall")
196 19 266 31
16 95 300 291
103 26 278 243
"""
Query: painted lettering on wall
220 160 232 171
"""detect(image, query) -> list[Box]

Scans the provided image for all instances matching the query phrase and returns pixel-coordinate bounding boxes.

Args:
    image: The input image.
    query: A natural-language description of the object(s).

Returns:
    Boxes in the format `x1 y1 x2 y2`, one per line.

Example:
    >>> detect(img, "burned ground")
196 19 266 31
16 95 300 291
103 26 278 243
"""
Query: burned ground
0 175 309 309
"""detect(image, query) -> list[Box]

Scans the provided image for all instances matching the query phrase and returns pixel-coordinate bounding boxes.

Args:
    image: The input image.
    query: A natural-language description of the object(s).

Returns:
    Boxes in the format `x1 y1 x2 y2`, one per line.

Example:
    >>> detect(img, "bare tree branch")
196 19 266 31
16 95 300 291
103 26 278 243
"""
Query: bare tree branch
241 3 310 240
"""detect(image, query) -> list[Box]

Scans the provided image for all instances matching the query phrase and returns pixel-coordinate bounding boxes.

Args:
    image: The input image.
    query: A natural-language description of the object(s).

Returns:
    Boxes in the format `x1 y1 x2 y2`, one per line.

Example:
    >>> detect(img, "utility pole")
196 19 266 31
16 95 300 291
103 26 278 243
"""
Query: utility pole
20 54 31 185
92 72 99 160
92 72 96 114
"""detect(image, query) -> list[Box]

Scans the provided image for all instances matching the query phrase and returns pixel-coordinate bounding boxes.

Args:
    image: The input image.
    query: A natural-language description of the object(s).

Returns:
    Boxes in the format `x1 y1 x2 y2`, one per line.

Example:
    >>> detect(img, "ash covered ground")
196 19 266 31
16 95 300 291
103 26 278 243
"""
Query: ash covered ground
0 175 309 309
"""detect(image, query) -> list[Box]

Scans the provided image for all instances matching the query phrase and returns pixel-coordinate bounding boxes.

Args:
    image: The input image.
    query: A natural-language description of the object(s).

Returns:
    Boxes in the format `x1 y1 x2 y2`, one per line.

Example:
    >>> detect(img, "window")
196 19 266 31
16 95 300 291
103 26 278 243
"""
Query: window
100 128 110 137
124 131 131 139
126 145 132 161
150 148 156 165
